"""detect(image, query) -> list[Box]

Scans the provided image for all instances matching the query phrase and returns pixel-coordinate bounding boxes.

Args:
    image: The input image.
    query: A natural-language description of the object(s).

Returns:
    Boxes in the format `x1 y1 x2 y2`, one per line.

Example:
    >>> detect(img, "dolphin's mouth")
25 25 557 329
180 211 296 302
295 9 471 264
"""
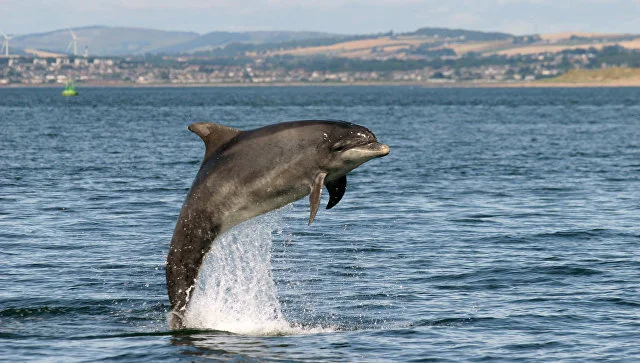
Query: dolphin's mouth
345 141 390 158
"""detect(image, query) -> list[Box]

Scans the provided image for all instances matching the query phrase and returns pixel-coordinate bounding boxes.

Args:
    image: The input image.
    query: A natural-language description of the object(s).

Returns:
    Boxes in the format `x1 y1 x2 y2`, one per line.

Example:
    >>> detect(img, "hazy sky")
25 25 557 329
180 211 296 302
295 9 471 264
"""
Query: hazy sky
1 0 640 36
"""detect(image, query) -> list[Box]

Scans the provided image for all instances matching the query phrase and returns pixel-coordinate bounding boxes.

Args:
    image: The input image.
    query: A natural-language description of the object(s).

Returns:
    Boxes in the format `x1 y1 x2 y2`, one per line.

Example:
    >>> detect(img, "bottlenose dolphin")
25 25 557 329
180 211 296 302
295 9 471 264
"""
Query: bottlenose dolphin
166 120 390 329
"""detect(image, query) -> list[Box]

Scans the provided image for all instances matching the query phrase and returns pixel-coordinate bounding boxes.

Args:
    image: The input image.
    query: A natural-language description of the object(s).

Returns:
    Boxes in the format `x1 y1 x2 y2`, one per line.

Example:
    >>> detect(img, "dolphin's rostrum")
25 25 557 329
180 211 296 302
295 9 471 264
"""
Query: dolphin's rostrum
166 120 390 329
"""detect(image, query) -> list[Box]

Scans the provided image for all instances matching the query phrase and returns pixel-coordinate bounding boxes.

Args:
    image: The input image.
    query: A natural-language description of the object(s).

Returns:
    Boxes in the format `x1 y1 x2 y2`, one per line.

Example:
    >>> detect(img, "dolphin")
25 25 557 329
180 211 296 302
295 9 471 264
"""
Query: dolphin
166 120 390 329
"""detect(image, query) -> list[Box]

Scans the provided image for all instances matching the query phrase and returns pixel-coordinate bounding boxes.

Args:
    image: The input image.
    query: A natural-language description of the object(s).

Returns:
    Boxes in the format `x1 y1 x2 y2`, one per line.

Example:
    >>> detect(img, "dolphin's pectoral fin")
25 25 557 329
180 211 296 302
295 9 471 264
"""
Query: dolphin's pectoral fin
308 172 326 225
188 122 243 162
325 175 347 210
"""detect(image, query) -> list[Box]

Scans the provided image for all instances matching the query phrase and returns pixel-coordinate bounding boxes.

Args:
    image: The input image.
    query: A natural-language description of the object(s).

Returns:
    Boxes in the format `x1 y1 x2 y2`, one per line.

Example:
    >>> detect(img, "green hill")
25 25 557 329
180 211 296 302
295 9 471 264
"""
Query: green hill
155 30 337 54
11 26 337 56
406 27 512 41
12 26 199 56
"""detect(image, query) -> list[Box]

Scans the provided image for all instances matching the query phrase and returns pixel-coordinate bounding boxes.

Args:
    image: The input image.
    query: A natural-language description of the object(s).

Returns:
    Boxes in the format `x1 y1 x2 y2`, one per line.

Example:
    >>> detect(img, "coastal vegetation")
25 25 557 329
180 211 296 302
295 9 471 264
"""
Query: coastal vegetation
546 67 640 84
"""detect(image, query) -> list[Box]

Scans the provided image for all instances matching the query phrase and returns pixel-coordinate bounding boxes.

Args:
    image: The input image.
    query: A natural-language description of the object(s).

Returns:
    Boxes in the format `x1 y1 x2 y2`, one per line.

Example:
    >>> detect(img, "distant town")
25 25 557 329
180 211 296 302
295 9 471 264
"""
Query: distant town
2 26 640 86
1 46 638 86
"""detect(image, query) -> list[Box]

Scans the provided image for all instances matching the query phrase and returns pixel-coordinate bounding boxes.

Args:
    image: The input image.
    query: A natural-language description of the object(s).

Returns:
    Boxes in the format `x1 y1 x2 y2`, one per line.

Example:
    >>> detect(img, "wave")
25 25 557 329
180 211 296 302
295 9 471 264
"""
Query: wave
181 209 336 336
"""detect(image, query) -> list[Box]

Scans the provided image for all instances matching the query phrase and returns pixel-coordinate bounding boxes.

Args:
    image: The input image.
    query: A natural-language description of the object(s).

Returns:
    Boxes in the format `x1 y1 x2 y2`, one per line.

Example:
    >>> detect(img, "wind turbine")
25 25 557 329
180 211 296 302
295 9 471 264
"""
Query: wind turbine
1 31 13 57
66 28 78 56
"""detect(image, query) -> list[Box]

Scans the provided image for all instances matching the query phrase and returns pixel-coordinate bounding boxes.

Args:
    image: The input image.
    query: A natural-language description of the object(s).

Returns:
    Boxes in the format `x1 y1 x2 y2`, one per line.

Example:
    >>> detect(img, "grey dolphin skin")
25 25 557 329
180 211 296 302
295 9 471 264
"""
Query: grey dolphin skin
166 120 390 329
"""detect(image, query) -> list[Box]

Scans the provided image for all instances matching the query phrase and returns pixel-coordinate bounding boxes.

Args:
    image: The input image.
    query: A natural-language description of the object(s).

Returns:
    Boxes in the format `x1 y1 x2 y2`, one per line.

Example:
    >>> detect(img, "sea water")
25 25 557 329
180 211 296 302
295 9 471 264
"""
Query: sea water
1 86 639 361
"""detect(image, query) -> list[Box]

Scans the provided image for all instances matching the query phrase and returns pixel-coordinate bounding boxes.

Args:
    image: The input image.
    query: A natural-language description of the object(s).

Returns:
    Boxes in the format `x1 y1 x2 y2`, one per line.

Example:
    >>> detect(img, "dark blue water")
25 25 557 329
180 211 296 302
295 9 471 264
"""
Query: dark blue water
1 86 639 361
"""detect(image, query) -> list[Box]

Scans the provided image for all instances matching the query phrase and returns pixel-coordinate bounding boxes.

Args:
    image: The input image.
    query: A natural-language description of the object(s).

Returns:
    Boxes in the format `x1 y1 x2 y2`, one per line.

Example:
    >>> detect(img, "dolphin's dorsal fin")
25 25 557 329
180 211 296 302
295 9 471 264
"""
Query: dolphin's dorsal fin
188 122 242 161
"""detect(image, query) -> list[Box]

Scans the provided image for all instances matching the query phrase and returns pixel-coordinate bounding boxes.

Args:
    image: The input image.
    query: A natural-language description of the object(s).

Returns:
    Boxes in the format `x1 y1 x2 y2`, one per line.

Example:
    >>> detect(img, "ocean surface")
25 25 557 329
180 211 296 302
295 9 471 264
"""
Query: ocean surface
1 86 639 362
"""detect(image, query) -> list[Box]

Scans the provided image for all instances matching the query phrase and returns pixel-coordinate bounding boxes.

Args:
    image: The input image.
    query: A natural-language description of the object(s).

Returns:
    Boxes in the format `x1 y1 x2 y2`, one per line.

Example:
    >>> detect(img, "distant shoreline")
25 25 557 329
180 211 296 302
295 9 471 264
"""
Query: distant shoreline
3 80 640 89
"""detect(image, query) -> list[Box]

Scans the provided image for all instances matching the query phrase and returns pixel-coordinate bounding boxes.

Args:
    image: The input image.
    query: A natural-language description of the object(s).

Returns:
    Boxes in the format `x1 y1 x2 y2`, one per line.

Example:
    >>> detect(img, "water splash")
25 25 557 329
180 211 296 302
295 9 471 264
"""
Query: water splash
182 209 333 336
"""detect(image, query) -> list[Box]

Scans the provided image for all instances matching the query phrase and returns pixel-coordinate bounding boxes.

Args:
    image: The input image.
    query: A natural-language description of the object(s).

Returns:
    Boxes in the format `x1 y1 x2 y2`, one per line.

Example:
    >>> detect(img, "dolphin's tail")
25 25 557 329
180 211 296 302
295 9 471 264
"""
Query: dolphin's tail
168 310 185 330
166 212 219 329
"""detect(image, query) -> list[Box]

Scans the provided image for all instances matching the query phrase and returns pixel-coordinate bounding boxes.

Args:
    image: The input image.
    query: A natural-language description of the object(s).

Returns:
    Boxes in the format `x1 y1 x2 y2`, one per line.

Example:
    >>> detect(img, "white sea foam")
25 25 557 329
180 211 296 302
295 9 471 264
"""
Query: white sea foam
182 209 334 336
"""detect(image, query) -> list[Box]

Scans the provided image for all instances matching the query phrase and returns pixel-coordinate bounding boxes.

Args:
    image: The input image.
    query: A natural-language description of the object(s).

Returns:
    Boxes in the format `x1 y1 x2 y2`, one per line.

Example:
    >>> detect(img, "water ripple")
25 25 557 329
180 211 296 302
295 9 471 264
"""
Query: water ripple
2 86 640 362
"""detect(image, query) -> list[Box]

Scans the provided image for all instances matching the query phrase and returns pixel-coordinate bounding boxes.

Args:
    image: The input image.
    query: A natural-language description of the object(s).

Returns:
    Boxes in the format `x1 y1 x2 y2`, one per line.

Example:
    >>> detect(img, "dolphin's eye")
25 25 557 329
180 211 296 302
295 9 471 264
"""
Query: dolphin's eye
331 139 350 152
332 143 347 152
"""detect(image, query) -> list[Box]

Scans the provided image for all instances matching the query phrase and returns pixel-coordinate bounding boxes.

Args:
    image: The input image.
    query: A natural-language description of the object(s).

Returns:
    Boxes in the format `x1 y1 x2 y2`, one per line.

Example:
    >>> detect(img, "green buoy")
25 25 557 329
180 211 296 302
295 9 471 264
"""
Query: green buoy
62 80 79 96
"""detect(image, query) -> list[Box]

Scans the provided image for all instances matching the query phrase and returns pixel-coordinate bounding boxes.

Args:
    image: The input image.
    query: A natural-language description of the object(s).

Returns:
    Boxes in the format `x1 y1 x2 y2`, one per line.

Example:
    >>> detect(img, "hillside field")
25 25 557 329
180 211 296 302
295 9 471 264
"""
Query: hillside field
546 67 640 85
